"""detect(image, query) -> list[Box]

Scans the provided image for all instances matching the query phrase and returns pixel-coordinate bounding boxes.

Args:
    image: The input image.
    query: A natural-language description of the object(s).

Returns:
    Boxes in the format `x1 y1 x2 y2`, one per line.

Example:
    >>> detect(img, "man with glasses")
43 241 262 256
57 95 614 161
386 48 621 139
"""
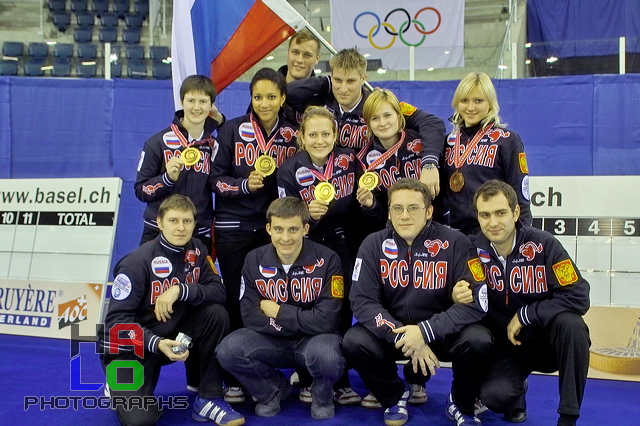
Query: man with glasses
342 178 492 426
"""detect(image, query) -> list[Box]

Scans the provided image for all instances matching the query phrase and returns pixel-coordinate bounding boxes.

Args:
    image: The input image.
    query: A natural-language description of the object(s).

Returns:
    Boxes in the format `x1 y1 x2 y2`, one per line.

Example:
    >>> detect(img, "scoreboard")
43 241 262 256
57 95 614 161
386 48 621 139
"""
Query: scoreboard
529 176 640 308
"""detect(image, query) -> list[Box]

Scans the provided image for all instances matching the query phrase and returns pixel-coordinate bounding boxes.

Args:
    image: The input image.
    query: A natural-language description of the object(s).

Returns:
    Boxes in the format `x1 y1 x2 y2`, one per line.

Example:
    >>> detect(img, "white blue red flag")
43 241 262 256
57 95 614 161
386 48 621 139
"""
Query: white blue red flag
171 0 307 107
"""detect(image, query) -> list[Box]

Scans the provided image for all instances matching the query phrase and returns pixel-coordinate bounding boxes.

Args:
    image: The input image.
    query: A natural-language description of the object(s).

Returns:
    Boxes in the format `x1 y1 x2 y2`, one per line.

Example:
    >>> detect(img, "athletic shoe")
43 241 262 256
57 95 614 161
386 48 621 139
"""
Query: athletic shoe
474 399 488 415
223 387 245 404
255 382 291 417
446 393 481 425
290 371 301 387
504 409 527 423
299 386 312 404
311 400 335 420
187 385 199 393
334 387 362 405
361 392 382 409
383 382 411 426
192 396 245 426
408 384 427 405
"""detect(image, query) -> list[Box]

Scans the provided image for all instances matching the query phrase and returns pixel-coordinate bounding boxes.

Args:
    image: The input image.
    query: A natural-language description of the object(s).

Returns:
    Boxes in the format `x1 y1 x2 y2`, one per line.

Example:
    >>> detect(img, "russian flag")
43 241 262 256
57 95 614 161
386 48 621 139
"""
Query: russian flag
171 0 308 107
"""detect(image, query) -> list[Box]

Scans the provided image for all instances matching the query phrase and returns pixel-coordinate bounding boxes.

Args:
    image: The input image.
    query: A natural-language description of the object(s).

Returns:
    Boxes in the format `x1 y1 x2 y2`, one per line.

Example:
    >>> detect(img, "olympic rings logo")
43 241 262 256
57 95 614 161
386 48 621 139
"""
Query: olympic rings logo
353 8 441 49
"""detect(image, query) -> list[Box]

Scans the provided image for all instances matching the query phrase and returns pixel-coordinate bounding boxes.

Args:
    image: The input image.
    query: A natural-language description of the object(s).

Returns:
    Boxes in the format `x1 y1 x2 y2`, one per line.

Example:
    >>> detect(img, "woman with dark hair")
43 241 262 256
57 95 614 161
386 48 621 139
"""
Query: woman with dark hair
211 68 298 402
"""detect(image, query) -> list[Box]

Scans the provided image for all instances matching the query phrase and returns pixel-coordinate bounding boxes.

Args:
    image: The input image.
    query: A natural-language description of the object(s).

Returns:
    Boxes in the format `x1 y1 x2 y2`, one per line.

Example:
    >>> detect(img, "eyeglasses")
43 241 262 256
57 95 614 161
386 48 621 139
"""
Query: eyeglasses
389 204 426 216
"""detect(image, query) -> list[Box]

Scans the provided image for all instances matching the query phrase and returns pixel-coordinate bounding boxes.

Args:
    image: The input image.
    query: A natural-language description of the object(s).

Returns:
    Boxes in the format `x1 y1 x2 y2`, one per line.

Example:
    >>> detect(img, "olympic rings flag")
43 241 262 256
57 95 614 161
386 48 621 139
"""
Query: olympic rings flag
330 0 465 71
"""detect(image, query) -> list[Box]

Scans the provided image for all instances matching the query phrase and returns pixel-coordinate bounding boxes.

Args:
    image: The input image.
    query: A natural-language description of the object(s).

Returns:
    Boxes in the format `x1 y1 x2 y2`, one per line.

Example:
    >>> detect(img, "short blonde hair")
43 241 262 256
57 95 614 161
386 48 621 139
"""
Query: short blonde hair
363 89 406 139
329 48 367 76
297 106 337 150
451 72 503 129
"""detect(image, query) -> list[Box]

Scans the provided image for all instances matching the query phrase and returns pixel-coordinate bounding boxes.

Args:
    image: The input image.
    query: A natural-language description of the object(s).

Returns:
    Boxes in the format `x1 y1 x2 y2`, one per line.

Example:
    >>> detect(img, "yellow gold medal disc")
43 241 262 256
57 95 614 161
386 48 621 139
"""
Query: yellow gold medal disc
182 147 201 166
314 182 336 202
255 155 276 176
449 170 464 192
359 171 379 190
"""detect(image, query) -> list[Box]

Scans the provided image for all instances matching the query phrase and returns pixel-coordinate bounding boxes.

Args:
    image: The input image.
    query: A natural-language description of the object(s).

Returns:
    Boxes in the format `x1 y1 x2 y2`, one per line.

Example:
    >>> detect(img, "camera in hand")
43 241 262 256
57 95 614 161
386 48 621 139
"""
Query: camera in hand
171 332 193 355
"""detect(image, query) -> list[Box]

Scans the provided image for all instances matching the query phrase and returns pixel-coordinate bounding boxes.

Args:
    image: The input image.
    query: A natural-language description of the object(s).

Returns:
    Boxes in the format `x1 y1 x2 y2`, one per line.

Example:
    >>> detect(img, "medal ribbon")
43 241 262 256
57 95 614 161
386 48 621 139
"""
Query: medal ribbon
250 113 281 155
307 152 335 183
358 131 407 172
170 123 215 148
452 123 494 169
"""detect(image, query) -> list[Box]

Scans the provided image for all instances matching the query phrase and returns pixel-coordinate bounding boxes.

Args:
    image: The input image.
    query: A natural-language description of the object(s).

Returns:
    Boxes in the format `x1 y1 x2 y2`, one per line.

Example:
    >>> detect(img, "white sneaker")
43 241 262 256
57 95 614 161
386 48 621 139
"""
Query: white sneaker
299 386 312 403
333 387 362 405
361 392 382 409
224 386 245 404
290 371 301 387
408 384 427 405
186 385 199 392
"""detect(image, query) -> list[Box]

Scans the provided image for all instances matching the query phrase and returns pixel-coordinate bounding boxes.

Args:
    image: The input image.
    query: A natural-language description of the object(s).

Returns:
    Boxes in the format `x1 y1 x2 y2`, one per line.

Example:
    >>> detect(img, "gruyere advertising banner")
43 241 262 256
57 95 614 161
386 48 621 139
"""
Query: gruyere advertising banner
0 279 104 339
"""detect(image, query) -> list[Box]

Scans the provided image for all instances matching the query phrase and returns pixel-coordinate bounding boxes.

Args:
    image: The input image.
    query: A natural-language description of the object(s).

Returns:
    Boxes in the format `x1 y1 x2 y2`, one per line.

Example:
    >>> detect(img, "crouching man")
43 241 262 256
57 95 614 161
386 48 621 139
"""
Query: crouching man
217 197 346 420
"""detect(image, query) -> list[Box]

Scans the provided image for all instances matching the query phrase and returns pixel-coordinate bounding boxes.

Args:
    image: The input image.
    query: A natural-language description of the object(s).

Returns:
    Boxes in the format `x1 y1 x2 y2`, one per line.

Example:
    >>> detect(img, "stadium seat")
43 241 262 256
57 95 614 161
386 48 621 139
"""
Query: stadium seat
113 0 130 18
54 43 74 61
100 12 119 28
125 45 144 61
77 43 97 60
47 0 66 13
99 27 118 43
151 62 171 79
149 46 170 61
134 0 148 18
76 62 97 78
92 0 108 16
0 60 19 76
70 0 88 12
52 60 72 77
76 11 95 29
127 60 147 79
2 41 23 57
24 60 45 77
124 12 143 29
74 28 93 43
28 43 49 60
122 28 141 44
109 61 122 78
52 11 72 32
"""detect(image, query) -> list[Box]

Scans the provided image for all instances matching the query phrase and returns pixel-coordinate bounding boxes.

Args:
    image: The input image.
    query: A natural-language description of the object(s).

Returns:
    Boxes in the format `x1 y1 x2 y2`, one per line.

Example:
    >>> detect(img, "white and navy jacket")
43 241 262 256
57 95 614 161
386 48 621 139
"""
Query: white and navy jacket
134 111 220 236
351 221 487 345
469 224 590 339
442 123 532 235
240 240 344 338
211 112 298 232
101 235 226 356
287 76 445 167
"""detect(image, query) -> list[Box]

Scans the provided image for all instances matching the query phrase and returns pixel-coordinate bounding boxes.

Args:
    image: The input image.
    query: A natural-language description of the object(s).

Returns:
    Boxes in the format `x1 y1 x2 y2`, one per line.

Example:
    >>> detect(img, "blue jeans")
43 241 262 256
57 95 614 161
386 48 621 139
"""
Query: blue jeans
217 328 345 406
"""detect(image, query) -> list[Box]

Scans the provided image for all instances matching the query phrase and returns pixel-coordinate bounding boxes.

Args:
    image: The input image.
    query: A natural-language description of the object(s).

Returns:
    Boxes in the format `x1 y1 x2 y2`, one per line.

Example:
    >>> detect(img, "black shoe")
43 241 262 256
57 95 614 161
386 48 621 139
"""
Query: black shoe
504 409 527 423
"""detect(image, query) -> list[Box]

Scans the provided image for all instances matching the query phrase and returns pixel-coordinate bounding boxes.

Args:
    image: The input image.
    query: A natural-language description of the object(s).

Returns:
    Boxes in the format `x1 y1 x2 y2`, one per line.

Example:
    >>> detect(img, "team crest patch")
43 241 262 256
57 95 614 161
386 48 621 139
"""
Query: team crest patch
382 239 398 259
260 265 278 278
206 256 219 275
239 122 255 142
424 239 449 257
163 131 181 148
352 258 362 281
112 274 132 301
296 167 315 186
399 102 417 116
519 241 543 261
331 276 344 298
152 257 172 278
553 259 578 286
477 248 491 263
522 175 530 201
366 150 384 169
278 186 286 198
478 284 488 312
519 152 529 174
468 258 485 281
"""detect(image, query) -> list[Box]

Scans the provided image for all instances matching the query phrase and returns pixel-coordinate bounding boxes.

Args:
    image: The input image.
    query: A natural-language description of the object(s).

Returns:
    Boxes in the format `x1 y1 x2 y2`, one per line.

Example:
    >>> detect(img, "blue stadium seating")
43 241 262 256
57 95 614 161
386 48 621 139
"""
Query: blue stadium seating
124 12 143 29
0 60 19 76
152 62 171 79
122 28 141 44
76 11 95 29
52 11 71 32
134 0 149 18
125 45 144 61
77 43 97 60
92 0 108 16
100 13 119 28
2 41 23 57
28 43 49 60
149 46 170 61
113 0 130 18
99 27 118 43
70 0 88 12
109 61 122 78
24 61 45 77
54 43 74 60
127 60 147 78
76 62 97 78
47 0 66 13
52 60 72 77
74 28 93 43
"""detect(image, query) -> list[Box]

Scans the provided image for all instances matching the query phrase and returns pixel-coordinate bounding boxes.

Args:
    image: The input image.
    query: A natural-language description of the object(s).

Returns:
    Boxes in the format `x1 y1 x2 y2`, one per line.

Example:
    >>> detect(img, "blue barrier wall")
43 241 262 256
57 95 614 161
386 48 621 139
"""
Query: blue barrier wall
1 74 639 276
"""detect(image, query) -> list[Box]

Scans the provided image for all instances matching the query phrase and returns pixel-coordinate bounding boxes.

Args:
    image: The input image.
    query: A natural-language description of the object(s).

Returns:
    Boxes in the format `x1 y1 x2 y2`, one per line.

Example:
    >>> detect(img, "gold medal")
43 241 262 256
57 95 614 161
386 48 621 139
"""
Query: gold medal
359 171 379 190
314 182 336 202
255 154 276 176
449 170 464 192
181 147 201 166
